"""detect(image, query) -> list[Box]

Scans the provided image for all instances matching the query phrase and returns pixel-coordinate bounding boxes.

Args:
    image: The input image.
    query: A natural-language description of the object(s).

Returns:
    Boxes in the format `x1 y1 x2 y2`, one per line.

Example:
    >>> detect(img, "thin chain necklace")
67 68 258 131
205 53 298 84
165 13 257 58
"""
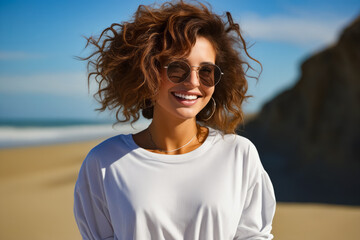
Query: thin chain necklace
148 129 197 153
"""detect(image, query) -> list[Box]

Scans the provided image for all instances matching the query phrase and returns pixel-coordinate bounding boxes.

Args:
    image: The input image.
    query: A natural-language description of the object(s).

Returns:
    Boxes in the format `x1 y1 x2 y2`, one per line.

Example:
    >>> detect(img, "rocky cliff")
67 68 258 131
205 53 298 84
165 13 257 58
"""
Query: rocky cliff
239 16 360 205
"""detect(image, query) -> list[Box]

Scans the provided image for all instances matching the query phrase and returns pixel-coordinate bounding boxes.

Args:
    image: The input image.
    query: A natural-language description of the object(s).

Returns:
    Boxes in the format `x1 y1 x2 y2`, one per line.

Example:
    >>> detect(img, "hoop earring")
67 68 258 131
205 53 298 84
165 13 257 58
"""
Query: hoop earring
203 97 216 121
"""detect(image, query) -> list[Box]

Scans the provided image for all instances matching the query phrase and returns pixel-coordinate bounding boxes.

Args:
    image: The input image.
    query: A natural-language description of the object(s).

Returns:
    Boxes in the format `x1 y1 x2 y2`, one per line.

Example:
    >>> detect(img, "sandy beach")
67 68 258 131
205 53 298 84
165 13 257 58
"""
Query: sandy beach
0 140 359 240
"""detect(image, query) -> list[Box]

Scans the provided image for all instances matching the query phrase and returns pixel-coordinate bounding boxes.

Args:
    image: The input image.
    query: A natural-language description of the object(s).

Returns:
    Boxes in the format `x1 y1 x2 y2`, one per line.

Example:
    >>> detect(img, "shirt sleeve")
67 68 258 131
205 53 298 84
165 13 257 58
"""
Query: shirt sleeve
234 143 276 240
74 150 114 240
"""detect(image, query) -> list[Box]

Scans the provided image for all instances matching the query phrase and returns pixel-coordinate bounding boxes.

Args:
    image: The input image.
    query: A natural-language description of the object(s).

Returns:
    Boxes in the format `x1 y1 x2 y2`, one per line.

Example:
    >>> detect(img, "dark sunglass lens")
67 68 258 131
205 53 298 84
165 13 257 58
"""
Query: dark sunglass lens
167 61 190 83
199 64 221 86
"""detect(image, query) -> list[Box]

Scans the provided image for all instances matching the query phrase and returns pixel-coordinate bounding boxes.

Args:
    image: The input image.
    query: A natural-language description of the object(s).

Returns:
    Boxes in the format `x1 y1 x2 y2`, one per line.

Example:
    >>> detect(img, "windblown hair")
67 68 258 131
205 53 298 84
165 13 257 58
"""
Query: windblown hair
83 0 260 134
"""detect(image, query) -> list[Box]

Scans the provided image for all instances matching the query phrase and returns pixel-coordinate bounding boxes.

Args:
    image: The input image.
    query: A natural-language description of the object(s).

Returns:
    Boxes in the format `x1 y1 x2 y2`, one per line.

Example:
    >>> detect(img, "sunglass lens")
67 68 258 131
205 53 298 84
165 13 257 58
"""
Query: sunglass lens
167 61 190 83
199 64 221 86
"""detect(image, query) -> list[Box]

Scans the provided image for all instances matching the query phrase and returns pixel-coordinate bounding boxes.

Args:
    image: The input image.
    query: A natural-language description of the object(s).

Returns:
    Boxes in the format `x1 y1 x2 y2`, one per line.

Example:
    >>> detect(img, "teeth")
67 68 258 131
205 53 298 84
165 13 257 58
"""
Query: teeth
174 93 198 100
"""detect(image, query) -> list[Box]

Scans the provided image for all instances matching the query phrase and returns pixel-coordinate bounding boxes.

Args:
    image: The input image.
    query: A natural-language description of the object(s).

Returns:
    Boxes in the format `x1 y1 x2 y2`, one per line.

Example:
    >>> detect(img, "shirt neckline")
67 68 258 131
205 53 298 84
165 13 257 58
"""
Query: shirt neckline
125 127 218 163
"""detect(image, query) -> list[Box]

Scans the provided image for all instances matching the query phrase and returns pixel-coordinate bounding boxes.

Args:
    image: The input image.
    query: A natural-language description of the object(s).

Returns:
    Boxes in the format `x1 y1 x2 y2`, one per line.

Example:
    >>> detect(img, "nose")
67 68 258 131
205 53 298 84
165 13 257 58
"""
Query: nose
184 66 201 87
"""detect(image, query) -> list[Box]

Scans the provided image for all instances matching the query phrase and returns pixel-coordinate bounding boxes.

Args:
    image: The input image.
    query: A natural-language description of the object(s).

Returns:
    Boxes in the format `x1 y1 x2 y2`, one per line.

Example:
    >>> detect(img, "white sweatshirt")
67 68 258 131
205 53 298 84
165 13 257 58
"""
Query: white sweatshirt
74 128 276 240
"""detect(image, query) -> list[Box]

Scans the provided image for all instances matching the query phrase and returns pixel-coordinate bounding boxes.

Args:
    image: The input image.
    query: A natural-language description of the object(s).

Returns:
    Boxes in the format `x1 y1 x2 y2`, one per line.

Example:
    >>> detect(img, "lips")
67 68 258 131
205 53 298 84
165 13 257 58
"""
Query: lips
171 91 202 106
173 92 199 100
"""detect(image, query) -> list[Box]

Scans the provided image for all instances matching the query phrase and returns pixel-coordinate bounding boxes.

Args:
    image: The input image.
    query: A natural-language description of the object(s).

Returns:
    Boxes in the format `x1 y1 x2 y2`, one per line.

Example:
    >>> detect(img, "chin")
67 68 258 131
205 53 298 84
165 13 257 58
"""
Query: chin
173 108 201 120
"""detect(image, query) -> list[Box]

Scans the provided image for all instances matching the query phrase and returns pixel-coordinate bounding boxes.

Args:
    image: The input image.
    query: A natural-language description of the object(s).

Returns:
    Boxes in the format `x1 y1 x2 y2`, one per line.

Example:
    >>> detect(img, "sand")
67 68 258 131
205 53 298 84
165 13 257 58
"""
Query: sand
0 140 359 240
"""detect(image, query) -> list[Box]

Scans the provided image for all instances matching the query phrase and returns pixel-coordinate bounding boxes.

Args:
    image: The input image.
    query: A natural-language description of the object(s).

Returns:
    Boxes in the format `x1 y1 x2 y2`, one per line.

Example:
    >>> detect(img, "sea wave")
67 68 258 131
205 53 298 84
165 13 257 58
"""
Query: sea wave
0 122 149 148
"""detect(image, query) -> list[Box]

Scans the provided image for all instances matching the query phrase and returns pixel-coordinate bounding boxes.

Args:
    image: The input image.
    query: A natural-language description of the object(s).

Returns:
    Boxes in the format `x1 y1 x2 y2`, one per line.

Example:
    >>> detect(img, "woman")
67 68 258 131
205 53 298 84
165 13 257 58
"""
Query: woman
74 1 276 239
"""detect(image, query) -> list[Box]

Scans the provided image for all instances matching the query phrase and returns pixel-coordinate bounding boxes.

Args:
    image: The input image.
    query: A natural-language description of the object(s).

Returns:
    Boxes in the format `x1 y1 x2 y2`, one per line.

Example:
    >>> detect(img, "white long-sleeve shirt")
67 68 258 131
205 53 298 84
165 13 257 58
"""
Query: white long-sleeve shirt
74 128 276 240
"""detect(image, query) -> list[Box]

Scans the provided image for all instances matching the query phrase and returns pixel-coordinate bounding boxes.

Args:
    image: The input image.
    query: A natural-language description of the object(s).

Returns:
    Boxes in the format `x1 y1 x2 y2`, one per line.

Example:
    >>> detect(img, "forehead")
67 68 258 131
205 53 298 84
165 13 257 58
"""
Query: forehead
161 36 217 65
186 36 216 64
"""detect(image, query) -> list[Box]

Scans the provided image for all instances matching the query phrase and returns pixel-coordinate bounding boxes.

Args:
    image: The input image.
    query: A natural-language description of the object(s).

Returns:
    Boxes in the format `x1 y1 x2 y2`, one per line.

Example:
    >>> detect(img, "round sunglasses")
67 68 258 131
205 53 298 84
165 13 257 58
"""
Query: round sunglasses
164 60 223 87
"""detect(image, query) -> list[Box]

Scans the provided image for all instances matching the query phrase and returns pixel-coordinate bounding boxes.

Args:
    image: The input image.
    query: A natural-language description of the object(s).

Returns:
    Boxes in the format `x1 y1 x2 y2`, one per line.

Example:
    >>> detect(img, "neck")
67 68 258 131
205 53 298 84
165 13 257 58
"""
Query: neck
149 110 199 154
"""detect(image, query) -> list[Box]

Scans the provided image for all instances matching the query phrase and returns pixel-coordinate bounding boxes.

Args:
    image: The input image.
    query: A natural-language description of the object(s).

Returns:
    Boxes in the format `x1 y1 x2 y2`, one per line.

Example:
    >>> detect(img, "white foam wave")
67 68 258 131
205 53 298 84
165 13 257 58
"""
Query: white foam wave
0 122 149 148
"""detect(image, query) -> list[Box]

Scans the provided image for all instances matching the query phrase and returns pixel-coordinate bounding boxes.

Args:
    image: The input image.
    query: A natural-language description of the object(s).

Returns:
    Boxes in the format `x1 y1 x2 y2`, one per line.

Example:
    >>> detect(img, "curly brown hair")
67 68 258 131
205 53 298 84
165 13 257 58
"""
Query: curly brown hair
82 0 260 134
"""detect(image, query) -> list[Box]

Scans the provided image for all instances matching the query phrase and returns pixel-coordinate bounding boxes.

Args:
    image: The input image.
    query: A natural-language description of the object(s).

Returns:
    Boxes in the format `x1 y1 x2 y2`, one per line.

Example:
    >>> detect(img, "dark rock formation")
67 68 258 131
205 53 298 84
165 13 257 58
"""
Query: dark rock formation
239 16 360 205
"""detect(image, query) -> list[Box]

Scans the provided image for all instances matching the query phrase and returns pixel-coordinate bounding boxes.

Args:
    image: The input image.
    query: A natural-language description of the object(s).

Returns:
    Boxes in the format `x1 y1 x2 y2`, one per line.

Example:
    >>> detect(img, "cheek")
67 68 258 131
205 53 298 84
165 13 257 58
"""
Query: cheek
204 87 215 99
160 69 174 88
156 73 174 100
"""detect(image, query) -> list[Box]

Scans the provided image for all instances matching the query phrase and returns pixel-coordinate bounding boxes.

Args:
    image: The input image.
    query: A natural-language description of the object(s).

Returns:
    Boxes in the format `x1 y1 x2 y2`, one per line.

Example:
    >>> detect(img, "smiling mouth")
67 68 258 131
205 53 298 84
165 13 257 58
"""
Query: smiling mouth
172 92 201 100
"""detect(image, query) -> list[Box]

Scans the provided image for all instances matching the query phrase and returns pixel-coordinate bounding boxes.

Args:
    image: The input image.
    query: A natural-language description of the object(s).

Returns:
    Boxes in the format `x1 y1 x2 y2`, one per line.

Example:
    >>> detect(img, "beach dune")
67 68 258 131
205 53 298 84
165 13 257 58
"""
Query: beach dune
0 140 359 240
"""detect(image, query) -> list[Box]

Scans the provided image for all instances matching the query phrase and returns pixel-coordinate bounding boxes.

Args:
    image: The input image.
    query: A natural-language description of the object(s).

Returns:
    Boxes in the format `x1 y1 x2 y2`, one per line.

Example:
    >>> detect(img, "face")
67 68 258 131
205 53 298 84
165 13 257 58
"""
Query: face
154 36 216 121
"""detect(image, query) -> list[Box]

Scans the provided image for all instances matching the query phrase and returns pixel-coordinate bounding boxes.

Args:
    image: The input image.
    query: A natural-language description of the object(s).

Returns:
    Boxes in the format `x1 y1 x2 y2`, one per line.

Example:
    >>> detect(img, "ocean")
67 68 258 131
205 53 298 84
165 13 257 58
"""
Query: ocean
0 119 150 148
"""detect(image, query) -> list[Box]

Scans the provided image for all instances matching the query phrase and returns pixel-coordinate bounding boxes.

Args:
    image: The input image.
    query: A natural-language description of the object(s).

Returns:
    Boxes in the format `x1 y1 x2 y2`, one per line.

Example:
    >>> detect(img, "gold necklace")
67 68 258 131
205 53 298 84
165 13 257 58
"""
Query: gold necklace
148 130 197 153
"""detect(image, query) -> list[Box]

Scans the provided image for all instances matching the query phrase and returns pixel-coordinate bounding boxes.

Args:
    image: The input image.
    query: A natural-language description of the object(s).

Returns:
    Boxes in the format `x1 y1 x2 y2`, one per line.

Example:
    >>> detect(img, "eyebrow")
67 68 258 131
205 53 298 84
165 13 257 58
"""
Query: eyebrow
199 61 215 65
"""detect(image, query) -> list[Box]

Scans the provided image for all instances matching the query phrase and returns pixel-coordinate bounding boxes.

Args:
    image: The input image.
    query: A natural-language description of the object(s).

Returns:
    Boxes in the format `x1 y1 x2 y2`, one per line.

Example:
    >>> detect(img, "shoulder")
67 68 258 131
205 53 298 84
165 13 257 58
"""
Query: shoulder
75 134 134 189
82 134 135 169
210 128 257 153
209 128 263 169
215 132 271 189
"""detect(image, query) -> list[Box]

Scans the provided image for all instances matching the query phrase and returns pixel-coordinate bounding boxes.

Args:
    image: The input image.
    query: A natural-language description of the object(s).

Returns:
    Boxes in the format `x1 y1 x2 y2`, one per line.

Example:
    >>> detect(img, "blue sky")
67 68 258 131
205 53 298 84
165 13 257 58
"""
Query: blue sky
0 0 359 120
